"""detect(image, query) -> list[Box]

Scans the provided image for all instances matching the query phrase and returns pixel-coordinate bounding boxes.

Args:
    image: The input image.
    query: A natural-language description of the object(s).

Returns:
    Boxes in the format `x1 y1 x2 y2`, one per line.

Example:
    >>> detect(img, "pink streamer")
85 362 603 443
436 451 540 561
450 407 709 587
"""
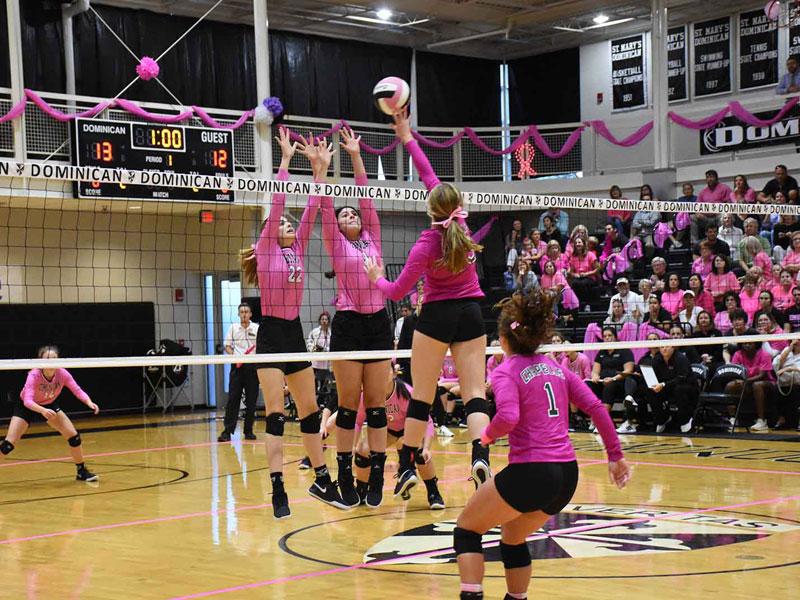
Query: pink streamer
193 105 254 130
667 105 730 130
590 120 654 146
412 129 466 149
115 98 194 123
0 98 25 123
728 98 800 127
24 89 110 121
529 125 585 159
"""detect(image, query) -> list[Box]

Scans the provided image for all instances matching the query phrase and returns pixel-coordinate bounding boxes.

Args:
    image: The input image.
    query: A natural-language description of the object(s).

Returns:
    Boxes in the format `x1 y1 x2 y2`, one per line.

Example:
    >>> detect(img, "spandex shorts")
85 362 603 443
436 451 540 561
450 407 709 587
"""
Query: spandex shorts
330 309 393 364
494 460 579 515
415 299 485 344
13 399 63 424
255 316 311 376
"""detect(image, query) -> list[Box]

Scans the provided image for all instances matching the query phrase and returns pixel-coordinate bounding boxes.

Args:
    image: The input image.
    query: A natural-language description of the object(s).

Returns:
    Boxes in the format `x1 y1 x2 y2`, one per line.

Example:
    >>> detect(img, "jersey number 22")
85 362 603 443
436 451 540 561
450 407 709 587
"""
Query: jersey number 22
288 266 303 283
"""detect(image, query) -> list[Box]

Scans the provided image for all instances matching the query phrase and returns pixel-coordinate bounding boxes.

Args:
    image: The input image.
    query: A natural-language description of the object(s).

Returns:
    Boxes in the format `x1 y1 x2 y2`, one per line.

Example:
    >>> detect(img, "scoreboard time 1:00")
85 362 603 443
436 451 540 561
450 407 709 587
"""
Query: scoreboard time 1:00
73 118 235 202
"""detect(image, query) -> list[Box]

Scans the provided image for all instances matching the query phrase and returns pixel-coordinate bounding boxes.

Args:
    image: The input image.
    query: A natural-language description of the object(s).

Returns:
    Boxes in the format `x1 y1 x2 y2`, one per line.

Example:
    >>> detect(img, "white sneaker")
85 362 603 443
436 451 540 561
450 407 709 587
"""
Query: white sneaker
672 240 683 249
616 421 637 434
624 394 638 407
655 416 672 434
437 425 454 437
680 418 693 434
588 421 597 433
751 419 769 432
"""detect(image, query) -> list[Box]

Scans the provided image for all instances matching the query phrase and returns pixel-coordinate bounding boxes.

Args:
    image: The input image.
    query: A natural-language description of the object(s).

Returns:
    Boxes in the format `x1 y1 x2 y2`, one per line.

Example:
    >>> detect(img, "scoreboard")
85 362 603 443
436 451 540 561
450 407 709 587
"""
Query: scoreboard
72 118 235 202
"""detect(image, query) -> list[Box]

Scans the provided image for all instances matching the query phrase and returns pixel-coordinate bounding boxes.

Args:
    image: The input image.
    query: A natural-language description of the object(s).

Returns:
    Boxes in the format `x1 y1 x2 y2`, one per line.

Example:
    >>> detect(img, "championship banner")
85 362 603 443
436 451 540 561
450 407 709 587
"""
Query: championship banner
738 9 778 90
611 34 647 111
668 25 688 102
3 159 800 216
694 17 732 97
791 19 800 57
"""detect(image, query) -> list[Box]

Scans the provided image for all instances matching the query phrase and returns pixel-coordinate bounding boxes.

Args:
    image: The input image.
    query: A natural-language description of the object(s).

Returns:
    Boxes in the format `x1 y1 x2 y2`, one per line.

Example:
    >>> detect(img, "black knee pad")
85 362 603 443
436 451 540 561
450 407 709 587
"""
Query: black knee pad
366 407 387 429
336 407 358 430
414 448 427 465
464 397 489 417
500 541 531 569
354 453 371 469
436 385 448 398
0 439 14 455
266 413 285 436
406 399 431 421
453 526 483 556
299 411 322 434
67 434 82 448
447 391 459 401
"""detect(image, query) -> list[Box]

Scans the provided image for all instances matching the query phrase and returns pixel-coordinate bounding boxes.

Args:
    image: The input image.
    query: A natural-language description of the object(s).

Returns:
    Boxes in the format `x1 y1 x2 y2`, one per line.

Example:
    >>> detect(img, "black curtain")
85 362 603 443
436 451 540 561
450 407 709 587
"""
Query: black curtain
415 51 501 127
269 30 411 122
0 1 9 88
20 0 65 92
508 48 580 125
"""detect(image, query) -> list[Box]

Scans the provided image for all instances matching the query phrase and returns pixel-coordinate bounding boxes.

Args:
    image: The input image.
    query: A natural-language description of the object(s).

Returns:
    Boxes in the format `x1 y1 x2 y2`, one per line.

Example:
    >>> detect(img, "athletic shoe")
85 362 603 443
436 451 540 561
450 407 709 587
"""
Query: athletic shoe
76 468 99 482
655 416 672 434
217 430 231 442
751 419 769 432
729 417 737 432
428 490 446 510
298 456 312 470
308 480 349 510
624 394 638 407
471 458 491 489
616 421 637 434
457 420 469 429
438 425 455 437
588 421 597 433
272 492 291 519
680 418 693 434
338 478 361 508
393 468 418 499
244 431 257 441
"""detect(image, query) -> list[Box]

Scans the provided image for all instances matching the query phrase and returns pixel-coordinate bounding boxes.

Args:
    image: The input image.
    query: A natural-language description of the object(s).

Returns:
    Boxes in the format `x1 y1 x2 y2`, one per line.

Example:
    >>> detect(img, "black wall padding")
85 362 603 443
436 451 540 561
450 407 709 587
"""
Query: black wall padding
415 51 501 127
20 0 66 92
0 302 155 416
0 1 9 88
508 48 581 125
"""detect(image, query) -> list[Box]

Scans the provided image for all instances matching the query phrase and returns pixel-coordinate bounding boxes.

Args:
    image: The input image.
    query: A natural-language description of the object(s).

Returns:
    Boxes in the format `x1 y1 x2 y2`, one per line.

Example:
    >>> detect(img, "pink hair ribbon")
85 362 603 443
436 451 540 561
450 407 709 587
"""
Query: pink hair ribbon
432 208 468 228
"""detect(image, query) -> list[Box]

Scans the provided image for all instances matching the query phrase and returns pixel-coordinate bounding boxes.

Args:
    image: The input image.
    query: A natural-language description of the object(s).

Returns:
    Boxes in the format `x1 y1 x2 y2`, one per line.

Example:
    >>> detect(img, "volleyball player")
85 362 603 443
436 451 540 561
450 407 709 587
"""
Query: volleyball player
240 128 345 518
365 108 490 500
321 127 393 509
453 290 630 600
0 345 101 482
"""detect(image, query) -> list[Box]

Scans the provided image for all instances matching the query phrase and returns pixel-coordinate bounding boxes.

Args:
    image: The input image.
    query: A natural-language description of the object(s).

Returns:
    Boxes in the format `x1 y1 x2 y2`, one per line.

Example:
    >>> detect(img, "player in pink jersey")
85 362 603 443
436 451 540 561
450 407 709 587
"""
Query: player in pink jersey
318 127 393 509
365 108 492 502
453 290 630 600
0 346 100 482
239 129 346 518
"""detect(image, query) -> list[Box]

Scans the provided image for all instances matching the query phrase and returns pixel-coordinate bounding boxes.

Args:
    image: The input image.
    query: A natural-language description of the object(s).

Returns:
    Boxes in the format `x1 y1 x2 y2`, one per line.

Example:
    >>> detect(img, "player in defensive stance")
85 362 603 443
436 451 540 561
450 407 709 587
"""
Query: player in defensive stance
0 345 100 482
453 289 630 600
240 129 346 518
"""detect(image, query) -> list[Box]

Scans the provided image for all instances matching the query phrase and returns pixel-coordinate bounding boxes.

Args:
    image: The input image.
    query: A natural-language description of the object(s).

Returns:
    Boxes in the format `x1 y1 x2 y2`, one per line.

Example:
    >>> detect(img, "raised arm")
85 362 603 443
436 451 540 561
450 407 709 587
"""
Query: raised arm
296 135 336 248
366 234 432 301
340 127 381 245
472 215 499 244
259 128 296 249
392 108 441 191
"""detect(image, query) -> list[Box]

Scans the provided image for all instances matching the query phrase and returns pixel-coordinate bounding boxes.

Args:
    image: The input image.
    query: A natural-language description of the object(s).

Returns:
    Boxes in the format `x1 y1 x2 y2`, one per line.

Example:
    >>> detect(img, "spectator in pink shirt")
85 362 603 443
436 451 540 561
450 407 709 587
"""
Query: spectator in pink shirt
706 255 741 307
782 231 800 276
660 272 685 317
773 269 797 311
691 241 715 277
728 333 777 432
686 273 716 316
567 238 599 306
730 174 756 203
739 274 761 323
692 169 732 243
715 291 741 333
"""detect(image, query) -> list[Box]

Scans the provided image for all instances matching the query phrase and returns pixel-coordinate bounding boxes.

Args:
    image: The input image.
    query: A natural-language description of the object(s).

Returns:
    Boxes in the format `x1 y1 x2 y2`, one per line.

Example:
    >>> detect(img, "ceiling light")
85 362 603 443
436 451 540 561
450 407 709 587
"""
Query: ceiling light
376 8 392 21
592 14 610 25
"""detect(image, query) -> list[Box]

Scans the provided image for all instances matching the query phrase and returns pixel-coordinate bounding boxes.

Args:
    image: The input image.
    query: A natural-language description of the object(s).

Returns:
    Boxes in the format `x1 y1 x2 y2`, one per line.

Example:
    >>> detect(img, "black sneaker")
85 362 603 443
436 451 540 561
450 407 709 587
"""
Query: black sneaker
338 477 361 508
76 468 98 482
366 453 386 509
428 489 445 509
244 431 257 441
217 430 231 442
298 457 312 470
272 492 291 519
393 468 418 499
365 480 383 509
356 481 369 505
470 459 491 490
308 480 349 510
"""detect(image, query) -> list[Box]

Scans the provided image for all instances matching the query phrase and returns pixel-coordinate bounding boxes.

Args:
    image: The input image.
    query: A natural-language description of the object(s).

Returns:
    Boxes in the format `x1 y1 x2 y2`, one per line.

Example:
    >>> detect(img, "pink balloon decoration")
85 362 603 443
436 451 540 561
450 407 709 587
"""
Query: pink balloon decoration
765 1 781 21
136 56 160 81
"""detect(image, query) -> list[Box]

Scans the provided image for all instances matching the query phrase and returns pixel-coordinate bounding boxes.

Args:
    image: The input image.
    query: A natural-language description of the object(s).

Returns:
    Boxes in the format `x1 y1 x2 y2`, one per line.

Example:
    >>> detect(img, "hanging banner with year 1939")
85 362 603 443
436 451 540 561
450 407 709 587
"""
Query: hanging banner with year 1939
611 34 646 111
668 25 688 102
694 17 732 97
739 9 778 89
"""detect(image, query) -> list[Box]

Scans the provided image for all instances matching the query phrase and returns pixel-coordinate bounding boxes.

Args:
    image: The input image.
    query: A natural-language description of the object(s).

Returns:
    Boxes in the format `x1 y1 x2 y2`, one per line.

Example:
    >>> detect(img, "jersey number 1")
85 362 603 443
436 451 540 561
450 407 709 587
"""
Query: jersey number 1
288 266 303 283
544 382 559 418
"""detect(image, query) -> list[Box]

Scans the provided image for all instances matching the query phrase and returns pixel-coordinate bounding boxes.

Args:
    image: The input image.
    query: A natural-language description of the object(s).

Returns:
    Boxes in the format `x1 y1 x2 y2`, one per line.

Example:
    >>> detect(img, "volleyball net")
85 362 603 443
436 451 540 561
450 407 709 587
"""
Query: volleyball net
1 159 799 414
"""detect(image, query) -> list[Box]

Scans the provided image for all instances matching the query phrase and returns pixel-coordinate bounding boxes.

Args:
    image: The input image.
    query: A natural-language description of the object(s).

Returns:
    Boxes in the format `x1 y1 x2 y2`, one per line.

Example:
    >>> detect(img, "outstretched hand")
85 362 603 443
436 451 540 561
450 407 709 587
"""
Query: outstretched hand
608 459 631 489
391 107 413 143
297 132 319 163
339 127 361 155
363 256 384 283
275 127 298 162
304 137 335 180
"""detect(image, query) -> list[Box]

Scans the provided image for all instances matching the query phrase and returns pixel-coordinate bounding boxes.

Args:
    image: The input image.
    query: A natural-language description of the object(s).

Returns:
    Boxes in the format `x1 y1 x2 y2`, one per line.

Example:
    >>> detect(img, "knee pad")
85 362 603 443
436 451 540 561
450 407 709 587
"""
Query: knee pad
366 407 387 429
446 391 459 402
414 448 427 465
354 453 371 469
299 410 322 434
67 434 82 448
453 526 483 556
406 399 431 421
500 541 531 569
436 385 448 398
464 397 489 417
336 407 358 430
0 439 14 455
266 413 285 436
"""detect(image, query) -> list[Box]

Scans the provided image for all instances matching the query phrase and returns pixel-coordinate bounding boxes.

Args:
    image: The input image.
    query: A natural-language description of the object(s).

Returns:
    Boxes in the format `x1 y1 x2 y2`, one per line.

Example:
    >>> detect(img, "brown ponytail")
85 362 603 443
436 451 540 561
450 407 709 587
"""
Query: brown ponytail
240 247 258 286
429 183 482 273
495 288 557 355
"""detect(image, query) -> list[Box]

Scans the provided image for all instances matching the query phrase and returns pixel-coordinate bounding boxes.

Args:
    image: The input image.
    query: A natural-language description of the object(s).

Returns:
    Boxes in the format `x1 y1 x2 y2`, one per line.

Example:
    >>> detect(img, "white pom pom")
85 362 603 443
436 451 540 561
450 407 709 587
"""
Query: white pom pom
254 104 273 125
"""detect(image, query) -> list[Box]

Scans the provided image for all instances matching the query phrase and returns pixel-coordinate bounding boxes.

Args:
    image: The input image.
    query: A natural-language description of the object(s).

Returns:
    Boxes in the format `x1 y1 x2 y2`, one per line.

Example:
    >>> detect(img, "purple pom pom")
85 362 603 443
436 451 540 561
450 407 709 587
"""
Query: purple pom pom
136 57 160 81
263 97 284 118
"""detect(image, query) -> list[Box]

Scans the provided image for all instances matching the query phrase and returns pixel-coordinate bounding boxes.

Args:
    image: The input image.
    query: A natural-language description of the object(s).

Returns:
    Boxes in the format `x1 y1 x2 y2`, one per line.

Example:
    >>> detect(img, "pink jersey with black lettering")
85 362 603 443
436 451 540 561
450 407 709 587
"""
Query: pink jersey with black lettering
20 368 90 409
355 379 435 436
321 174 386 314
374 139 484 303
486 354 623 464
256 169 321 320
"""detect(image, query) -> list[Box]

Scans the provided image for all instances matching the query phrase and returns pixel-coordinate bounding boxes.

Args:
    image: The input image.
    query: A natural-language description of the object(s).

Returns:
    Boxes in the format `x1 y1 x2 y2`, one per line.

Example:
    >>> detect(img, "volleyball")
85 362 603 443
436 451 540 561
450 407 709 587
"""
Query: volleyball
765 0 781 21
373 76 410 115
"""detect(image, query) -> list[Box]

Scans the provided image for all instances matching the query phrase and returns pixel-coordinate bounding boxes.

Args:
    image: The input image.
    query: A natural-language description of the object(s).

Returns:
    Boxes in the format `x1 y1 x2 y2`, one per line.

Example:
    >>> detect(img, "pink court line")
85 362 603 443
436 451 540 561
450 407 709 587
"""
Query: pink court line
169 492 800 600
626 459 800 477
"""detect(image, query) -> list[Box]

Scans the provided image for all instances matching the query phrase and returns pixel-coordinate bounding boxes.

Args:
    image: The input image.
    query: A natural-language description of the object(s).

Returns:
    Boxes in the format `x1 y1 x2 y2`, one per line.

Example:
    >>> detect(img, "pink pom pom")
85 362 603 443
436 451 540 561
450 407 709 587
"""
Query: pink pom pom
136 57 160 81
765 1 781 21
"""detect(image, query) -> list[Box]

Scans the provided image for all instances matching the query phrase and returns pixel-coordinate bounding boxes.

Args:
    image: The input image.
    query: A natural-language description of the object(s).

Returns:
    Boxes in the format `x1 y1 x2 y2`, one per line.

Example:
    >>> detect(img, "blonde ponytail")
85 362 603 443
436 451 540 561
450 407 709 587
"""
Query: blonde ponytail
428 182 482 272
240 247 258 286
